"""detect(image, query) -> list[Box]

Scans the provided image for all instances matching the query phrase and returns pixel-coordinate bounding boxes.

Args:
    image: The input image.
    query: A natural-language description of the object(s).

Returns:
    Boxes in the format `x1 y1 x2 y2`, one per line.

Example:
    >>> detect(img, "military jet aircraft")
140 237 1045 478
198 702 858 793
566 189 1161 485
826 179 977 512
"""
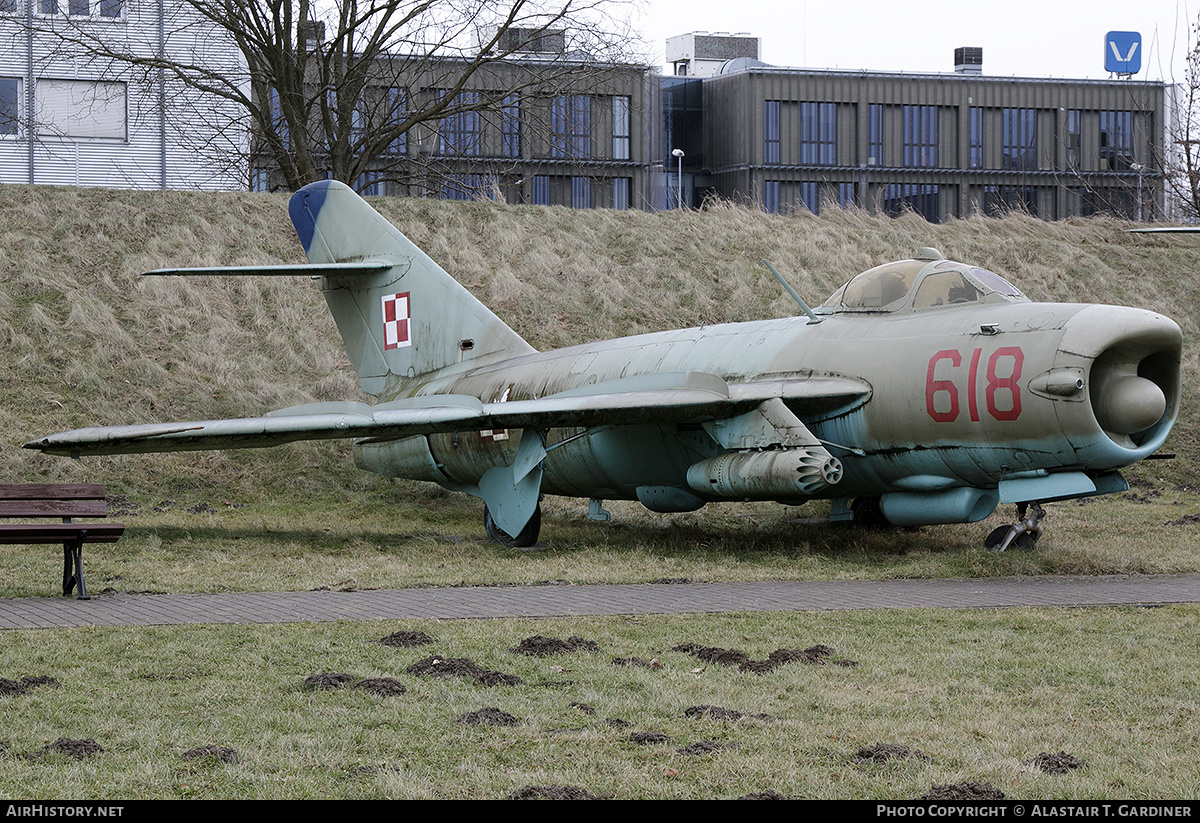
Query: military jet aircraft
26 181 1182 550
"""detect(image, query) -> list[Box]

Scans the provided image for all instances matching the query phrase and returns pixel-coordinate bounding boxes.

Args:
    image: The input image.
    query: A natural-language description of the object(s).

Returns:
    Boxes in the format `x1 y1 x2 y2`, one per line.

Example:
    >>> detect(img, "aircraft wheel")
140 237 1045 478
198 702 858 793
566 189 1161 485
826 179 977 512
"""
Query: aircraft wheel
850 497 887 529
484 504 542 548
984 526 1038 552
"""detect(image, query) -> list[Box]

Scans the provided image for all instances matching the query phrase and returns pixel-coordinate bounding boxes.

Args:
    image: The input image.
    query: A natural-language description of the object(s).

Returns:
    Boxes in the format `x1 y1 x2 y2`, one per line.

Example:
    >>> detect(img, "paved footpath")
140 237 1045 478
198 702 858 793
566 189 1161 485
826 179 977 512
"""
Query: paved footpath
1 574 1198 630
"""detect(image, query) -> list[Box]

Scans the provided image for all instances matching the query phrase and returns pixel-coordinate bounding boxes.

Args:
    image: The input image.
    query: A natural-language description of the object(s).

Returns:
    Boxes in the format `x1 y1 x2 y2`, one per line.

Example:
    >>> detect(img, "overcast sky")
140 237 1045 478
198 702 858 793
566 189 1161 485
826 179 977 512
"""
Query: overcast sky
633 0 1197 82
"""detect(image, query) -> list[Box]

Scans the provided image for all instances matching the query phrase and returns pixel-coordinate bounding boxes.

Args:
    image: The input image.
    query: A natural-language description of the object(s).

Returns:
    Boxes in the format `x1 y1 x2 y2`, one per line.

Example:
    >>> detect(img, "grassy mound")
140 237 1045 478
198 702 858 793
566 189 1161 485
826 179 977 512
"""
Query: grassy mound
1 184 1195 501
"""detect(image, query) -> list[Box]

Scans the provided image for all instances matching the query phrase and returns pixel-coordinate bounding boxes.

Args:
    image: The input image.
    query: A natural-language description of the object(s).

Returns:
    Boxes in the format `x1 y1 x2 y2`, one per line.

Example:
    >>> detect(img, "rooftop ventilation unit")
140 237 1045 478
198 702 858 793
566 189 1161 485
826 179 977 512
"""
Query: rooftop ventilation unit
955 47 983 74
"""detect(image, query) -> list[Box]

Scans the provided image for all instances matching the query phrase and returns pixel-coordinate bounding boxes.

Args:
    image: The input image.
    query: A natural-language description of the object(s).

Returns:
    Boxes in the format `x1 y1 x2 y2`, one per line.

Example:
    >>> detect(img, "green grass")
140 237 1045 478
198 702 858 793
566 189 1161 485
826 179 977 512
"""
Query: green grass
1 607 1198 799
2 471 1198 598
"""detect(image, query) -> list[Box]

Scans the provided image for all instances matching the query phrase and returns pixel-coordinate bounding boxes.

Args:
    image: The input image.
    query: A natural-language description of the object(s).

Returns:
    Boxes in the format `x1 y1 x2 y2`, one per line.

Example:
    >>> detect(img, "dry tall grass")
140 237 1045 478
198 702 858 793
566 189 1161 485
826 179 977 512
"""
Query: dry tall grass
1 184 1196 498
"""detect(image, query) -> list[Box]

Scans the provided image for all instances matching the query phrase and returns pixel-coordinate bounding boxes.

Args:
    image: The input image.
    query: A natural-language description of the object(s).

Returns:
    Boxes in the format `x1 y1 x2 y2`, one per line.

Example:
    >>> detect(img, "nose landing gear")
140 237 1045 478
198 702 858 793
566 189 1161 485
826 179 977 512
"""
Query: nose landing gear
984 502 1045 551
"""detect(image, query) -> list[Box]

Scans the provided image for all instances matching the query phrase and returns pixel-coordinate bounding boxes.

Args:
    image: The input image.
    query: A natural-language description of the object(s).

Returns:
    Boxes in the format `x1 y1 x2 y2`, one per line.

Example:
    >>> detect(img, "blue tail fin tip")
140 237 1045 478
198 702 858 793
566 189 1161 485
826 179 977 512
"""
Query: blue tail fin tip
288 181 338 256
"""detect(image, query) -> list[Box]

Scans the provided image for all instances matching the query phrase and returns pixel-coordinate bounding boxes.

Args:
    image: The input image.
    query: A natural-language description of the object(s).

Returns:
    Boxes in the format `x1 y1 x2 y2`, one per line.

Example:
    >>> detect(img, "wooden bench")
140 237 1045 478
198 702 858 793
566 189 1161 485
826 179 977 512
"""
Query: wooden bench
0 483 126 600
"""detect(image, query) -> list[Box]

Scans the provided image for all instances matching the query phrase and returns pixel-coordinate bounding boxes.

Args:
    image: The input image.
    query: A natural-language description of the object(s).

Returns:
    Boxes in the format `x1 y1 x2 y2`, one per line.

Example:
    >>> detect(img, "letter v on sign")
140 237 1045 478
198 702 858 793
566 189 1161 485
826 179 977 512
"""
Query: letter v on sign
1105 31 1142 74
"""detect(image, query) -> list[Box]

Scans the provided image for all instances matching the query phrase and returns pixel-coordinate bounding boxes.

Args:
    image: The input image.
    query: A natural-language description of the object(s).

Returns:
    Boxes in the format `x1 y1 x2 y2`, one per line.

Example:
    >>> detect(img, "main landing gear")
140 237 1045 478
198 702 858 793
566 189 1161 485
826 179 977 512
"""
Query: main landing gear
484 503 542 548
984 502 1045 551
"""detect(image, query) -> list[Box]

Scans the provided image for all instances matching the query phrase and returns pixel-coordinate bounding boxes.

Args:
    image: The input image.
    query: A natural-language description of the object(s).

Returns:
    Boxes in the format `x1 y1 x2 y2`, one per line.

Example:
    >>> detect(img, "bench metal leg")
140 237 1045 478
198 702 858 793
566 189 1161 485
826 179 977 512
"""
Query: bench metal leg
62 539 89 600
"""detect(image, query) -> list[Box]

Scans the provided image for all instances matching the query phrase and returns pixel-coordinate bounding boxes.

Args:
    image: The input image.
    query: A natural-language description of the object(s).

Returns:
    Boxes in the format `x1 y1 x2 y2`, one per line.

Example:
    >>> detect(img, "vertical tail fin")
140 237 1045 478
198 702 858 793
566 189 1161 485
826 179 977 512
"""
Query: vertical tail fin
288 180 534 396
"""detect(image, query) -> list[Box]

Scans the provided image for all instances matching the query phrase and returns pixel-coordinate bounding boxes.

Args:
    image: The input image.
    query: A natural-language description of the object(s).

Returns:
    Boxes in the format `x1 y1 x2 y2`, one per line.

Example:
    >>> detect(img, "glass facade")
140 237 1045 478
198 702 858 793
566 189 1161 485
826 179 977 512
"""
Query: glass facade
551 95 591 159
764 100 780 164
902 105 938 168
1001 108 1037 170
868 104 883 166
612 96 630 160
799 102 836 165
969 107 983 169
1099 110 1133 171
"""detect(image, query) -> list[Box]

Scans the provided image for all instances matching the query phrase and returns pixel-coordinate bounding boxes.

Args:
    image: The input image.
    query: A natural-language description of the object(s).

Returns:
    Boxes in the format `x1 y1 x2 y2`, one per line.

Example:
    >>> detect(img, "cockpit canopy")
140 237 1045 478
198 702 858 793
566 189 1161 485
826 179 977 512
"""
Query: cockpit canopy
819 248 1026 314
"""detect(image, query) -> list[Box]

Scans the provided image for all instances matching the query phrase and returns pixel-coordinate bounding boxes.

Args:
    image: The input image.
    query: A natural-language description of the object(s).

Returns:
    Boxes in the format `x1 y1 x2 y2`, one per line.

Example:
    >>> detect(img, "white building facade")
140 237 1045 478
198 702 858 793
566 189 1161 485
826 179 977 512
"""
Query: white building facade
0 0 246 190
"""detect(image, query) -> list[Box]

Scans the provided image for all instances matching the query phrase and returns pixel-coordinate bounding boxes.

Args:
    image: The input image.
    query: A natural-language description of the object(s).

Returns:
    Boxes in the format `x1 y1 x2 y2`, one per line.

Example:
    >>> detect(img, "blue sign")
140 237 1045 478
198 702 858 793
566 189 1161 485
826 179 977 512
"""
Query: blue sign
1105 31 1142 74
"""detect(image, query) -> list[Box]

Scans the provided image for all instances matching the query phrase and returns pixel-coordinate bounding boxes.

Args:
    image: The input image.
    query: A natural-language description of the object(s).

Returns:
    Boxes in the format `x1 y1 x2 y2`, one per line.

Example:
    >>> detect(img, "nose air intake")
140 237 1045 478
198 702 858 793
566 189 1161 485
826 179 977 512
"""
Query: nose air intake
1094 373 1166 436
1088 329 1180 448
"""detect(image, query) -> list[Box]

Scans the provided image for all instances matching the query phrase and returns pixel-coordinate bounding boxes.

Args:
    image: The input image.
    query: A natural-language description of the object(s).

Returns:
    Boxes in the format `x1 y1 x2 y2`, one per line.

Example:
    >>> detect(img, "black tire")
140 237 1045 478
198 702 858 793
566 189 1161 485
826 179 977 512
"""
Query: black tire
850 497 888 529
484 504 541 548
984 525 1038 551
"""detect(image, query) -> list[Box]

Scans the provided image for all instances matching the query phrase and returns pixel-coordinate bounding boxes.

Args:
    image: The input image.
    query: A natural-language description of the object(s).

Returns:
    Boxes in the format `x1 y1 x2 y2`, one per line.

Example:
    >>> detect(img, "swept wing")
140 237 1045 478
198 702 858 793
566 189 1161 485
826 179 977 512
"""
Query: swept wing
25 372 871 458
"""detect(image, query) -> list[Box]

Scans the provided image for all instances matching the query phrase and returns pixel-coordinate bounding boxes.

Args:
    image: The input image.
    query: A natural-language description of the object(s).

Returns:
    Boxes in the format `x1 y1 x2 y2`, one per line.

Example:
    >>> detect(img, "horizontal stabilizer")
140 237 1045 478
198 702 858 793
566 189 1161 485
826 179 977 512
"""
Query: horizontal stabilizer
146 261 394 279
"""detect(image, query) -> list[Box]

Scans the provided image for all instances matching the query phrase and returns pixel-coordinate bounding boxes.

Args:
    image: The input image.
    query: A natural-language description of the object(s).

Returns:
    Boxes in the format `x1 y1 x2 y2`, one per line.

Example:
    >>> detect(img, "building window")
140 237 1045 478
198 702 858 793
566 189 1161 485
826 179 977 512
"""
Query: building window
1099 110 1133 171
903 105 938 168
532 175 550 205
442 173 498 201
502 93 520 158
985 185 1039 217
571 176 591 208
797 181 819 213
439 91 480 156
969 107 983 169
266 87 290 150
612 95 630 160
37 0 117 15
612 177 630 210
36 79 126 140
799 102 836 165
355 170 384 197
0 77 19 136
883 184 940 222
551 95 591 159
868 104 883 166
764 100 780 164
250 168 270 192
838 182 855 208
1002 108 1037 170
1066 109 1081 170
764 180 780 213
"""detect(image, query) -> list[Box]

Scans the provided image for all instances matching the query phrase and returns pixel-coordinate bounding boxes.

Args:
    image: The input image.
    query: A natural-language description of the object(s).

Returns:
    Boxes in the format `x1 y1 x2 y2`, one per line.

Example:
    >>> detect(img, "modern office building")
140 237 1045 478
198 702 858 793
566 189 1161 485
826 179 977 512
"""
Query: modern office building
251 31 654 210
664 35 1168 221
0 0 247 190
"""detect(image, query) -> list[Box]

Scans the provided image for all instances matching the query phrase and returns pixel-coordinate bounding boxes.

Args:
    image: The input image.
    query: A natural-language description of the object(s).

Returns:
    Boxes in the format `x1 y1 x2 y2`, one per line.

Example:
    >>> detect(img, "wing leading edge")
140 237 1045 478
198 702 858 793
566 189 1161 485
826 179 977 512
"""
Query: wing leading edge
25 372 870 458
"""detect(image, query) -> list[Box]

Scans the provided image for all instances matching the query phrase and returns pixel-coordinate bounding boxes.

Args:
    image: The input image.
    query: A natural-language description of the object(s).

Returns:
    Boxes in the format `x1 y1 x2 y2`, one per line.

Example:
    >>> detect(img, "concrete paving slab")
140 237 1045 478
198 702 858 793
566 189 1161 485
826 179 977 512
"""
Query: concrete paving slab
0 573 1197 630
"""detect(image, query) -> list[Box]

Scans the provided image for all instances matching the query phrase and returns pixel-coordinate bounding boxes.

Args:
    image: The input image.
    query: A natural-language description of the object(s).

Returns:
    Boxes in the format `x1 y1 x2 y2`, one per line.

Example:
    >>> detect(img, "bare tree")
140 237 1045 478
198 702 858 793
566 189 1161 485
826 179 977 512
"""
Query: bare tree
1161 14 1200 221
34 0 641 192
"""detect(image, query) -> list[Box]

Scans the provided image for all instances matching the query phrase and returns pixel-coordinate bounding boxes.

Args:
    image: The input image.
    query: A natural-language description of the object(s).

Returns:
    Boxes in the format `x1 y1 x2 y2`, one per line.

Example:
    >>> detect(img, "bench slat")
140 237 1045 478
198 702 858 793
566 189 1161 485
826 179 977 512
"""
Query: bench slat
0 499 108 518
0 523 125 544
0 483 108 501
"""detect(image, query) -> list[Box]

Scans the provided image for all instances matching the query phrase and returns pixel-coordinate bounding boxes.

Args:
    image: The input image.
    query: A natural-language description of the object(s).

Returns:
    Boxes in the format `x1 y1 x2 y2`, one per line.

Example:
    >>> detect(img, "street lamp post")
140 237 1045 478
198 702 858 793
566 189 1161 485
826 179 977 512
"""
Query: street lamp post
1131 162 1145 222
671 148 685 209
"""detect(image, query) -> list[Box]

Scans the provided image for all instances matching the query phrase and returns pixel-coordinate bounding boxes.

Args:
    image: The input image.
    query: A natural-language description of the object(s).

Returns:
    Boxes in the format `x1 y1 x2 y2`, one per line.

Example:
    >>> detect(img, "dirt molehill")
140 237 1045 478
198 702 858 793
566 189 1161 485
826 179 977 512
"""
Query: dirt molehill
458 707 520 726
917 781 1005 800
406 656 524 687
629 731 670 745
739 790 786 799
25 738 103 760
0 676 62 697
673 642 857 673
510 635 601 656
182 744 239 764
507 784 605 800
304 672 356 690
352 677 407 697
1027 751 1086 773
854 743 932 763
684 705 773 722
379 631 435 648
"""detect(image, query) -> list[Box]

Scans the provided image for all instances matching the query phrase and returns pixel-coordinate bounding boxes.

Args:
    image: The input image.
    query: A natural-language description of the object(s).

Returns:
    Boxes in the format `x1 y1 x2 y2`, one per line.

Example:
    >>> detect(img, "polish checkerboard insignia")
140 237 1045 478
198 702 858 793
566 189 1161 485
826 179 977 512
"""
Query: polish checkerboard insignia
382 292 411 350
